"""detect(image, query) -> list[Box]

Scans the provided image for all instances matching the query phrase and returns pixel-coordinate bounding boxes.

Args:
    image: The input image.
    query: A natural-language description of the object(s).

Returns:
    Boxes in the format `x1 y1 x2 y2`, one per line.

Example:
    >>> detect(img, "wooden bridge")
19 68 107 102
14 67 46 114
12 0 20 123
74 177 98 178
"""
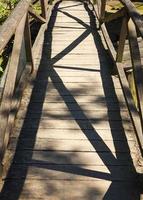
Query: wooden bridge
0 0 143 199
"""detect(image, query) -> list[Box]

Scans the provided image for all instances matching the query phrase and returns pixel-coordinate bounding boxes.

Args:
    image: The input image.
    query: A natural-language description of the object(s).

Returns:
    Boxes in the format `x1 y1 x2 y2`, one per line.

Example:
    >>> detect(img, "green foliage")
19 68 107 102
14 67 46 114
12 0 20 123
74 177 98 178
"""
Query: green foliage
0 0 20 24
0 0 19 10
0 2 9 24
33 1 42 15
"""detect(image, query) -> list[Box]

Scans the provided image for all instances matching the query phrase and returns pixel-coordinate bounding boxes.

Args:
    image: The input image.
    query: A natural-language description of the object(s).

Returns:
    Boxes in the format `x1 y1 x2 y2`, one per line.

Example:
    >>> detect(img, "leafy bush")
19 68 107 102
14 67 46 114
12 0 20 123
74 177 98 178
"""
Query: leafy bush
1 0 20 10
0 0 20 24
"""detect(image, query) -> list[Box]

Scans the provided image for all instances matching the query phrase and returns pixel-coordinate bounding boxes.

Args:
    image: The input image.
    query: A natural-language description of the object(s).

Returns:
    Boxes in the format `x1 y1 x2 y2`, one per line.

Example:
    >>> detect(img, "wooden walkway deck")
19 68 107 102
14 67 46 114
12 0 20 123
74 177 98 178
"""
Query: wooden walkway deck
0 0 142 199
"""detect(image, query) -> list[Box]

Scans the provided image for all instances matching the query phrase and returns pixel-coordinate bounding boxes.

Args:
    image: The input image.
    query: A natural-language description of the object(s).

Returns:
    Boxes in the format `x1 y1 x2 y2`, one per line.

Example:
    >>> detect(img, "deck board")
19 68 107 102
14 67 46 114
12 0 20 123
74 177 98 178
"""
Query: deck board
0 0 142 199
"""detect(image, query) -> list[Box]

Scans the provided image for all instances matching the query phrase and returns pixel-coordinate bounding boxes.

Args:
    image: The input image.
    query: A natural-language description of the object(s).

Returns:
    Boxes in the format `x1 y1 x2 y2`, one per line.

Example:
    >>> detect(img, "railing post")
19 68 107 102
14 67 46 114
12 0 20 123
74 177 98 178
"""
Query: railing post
40 0 48 19
97 0 106 26
24 13 34 72
116 16 128 62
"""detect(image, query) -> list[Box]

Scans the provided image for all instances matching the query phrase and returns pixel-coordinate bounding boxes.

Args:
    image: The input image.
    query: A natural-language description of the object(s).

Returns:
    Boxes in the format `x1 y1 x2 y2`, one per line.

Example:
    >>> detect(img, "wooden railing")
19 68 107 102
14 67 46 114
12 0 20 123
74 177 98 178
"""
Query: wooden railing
0 0 57 177
91 0 143 153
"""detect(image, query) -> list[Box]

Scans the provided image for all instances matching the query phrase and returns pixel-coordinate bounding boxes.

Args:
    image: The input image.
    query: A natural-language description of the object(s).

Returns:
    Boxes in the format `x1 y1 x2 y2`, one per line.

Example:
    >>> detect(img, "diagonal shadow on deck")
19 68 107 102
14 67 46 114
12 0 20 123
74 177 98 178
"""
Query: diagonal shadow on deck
0 1 142 199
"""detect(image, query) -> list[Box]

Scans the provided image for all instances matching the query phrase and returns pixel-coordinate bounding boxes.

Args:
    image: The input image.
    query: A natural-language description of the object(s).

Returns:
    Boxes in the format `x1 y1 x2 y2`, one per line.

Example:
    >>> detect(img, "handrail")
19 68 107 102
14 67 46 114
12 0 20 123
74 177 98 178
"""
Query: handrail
0 0 56 177
91 0 143 153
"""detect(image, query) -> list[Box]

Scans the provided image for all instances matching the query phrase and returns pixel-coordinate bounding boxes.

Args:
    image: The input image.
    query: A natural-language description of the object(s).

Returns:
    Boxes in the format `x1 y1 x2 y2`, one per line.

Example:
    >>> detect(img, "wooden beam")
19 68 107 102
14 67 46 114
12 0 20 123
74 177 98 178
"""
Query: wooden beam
116 16 128 62
117 63 143 150
98 0 106 22
0 14 27 165
24 14 34 72
29 7 46 23
40 0 48 19
128 18 143 132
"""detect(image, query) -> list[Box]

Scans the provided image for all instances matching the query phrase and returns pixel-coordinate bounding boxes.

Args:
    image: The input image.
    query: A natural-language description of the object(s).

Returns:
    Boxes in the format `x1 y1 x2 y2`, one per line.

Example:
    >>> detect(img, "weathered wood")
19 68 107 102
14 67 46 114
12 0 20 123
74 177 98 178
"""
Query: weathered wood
120 0 143 38
0 0 57 184
40 0 48 19
0 179 139 200
28 7 46 23
17 109 129 121
0 14 27 163
24 14 34 72
128 18 143 134
97 0 106 23
116 17 128 62
13 150 135 165
15 118 133 130
12 128 133 140
9 138 136 152
117 63 143 149
5 164 136 180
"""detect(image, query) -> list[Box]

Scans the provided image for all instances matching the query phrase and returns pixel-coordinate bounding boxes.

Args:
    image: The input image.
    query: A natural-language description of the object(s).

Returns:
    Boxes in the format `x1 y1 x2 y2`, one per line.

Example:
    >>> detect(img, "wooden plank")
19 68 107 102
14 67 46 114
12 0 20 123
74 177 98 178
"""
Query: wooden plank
17 110 129 121
9 138 136 153
22 94 125 103
28 7 46 24
15 118 133 130
26 80 121 89
6 164 136 181
20 101 127 111
0 179 139 200
117 63 143 149
13 150 136 166
34 76 120 84
12 128 134 141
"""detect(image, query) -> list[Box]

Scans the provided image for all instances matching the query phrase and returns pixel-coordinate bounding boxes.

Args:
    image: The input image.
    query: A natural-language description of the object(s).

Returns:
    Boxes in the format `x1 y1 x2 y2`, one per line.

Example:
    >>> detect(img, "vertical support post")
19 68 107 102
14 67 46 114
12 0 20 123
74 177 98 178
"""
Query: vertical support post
40 0 48 19
98 0 106 24
116 16 128 62
24 13 34 72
